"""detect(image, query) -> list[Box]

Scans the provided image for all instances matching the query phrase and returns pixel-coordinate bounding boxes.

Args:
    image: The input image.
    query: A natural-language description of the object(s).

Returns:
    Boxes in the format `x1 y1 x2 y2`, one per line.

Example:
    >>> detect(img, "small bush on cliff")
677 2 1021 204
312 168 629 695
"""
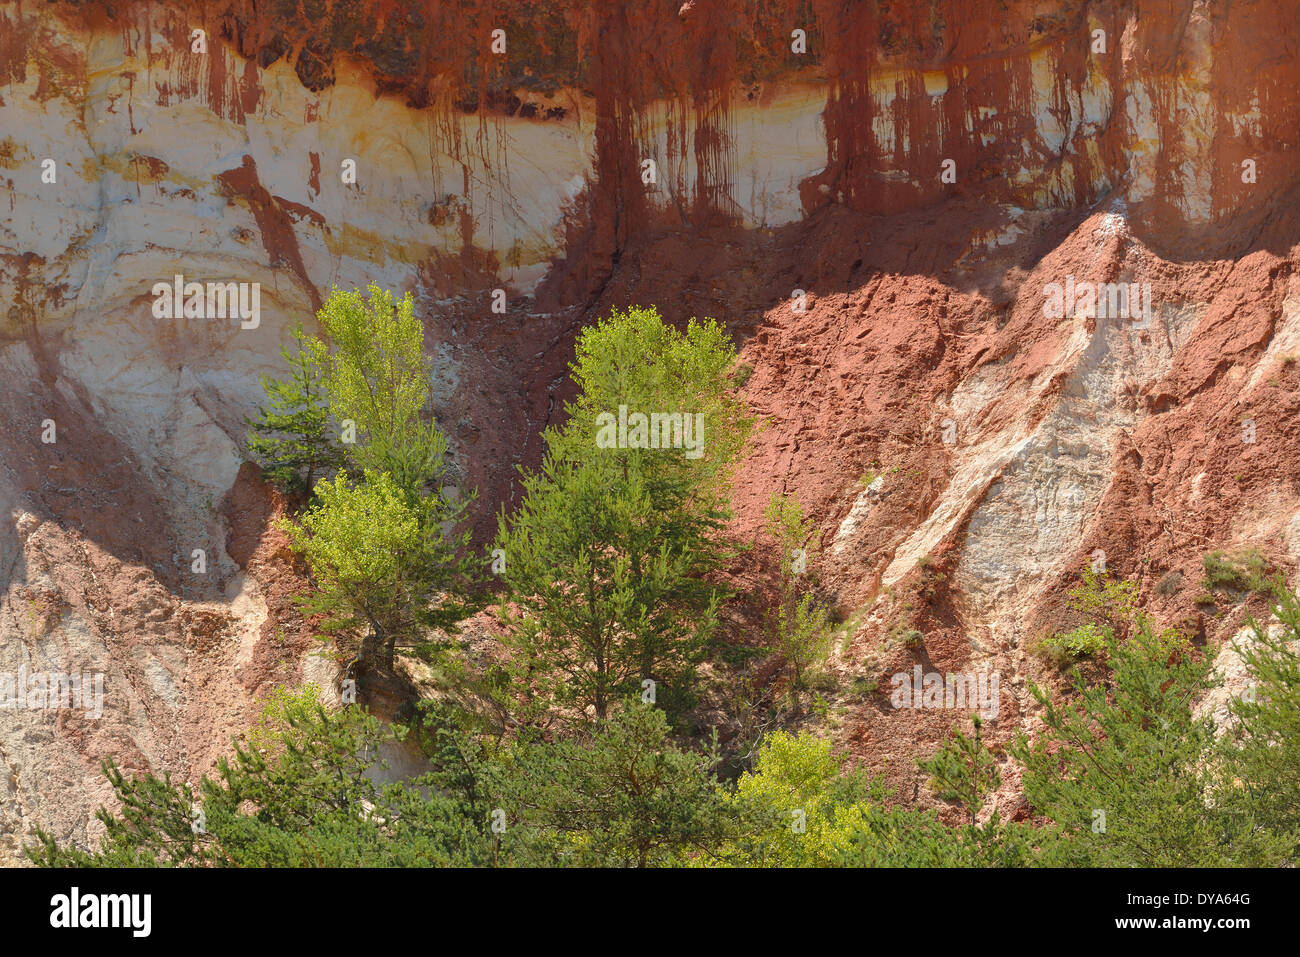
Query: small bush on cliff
1155 569 1183 596
1202 548 1269 594
1039 621 1109 662
1034 566 1137 667
1065 564 1137 629
887 618 924 649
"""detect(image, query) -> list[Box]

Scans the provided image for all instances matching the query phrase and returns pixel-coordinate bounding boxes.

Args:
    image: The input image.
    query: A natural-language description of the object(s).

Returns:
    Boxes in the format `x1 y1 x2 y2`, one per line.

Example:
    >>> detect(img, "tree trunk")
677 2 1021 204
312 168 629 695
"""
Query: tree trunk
360 624 385 670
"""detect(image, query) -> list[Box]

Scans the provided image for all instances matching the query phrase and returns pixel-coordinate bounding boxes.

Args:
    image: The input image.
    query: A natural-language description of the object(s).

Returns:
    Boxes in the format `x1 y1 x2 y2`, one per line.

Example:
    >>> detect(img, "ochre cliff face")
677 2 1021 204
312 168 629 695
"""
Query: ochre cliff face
0 0 1297 856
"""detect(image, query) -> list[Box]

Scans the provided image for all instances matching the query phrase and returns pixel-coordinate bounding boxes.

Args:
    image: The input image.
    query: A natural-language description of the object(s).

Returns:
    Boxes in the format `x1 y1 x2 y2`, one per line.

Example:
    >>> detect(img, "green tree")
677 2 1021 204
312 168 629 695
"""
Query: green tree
245 322 345 496
29 692 494 867
496 703 730 867
714 729 1039 867
718 730 870 866
564 306 753 685
764 492 830 689
496 451 707 721
917 714 1000 827
1224 582 1300 859
274 285 479 673
839 802 1043 868
494 306 751 721
282 469 477 670
314 284 448 494
1013 616 1289 866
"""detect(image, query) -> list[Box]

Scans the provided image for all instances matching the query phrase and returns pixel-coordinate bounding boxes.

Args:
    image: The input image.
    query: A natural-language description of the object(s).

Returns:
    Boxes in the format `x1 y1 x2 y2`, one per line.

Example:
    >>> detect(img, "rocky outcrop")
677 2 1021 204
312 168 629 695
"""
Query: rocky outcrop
1 0 1297 853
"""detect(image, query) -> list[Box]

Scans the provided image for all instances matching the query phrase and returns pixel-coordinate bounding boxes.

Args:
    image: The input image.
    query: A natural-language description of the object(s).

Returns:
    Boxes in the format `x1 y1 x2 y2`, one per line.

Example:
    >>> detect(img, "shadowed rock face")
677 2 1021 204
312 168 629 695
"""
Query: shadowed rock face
0 0 1297 853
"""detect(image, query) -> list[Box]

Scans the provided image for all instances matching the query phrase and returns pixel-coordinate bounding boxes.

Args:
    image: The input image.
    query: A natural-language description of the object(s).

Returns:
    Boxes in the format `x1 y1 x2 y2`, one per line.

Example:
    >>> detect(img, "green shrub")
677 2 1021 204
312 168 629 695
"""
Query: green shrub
765 492 830 689
1066 566 1137 623
1155 570 1182 597
919 715 1000 827
1203 549 1269 593
887 619 924 649
851 676 879 696
1040 622 1110 660
805 670 839 693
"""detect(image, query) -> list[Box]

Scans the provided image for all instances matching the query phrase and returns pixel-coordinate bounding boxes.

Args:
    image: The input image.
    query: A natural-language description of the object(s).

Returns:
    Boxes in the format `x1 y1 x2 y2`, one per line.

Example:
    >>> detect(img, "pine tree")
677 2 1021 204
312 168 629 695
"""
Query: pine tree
1225 582 1300 859
495 703 730 867
28 692 495 867
495 444 718 721
918 714 1000 827
494 306 751 722
764 492 829 690
1012 614 1290 866
245 322 344 496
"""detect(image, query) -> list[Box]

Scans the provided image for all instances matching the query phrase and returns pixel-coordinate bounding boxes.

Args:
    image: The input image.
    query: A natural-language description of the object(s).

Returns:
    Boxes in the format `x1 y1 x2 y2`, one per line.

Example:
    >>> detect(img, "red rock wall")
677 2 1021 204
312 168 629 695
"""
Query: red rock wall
0 0 1298 844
